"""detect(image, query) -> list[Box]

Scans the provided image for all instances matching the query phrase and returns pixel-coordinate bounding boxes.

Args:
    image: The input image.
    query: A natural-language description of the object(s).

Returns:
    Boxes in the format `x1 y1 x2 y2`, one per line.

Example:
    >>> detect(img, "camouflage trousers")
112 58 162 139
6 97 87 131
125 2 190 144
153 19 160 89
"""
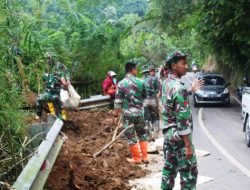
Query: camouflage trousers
161 128 198 190
36 91 62 117
144 98 159 123
123 116 148 145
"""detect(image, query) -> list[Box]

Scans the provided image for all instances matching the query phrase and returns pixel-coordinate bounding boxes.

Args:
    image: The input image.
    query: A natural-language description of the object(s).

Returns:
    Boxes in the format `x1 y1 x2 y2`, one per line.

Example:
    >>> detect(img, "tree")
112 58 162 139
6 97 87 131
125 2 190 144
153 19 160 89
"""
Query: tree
198 0 250 71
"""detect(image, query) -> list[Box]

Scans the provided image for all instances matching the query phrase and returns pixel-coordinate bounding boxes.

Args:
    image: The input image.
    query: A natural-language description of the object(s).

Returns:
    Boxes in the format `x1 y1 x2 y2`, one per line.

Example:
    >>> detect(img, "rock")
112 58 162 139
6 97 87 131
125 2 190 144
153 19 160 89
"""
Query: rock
102 160 109 168
103 118 113 124
103 149 109 155
147 142 158 153
115 152 120 160
114 143 124 151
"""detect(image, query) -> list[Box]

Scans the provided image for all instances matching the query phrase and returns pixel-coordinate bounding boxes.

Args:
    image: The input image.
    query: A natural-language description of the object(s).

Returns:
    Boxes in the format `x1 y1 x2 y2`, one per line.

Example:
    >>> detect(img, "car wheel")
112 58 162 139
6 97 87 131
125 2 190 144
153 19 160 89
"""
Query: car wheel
245 117 250 147
193 96 199 107
225 95 230 107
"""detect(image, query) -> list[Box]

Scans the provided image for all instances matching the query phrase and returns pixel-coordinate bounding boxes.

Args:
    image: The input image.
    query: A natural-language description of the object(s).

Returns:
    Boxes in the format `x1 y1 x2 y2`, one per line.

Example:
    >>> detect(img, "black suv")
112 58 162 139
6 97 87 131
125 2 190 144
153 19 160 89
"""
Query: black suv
193 73 231 107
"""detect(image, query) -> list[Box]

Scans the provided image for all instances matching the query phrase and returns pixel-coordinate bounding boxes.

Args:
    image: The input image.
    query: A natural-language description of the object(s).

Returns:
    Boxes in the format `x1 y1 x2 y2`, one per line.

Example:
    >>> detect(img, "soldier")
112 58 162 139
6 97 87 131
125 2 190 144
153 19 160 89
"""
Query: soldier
157 64 170 98
114 60 148 164
141 65 160 140
149 65 156 77
161 51 203 190
36 53 69 119
48 53 70 120
45 52 70 84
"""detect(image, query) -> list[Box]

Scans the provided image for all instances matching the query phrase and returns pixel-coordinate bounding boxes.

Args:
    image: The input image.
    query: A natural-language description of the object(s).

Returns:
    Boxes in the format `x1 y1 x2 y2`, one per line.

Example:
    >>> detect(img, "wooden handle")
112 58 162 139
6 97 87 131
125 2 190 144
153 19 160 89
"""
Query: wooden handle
93 124 134 158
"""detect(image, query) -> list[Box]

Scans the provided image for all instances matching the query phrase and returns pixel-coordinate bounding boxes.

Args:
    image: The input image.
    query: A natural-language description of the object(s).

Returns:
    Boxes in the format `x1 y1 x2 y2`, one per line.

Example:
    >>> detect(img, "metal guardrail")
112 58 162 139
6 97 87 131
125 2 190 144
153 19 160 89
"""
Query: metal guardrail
80 95 111 104
79 95 112 110
11 95 111 189
12 119 64 190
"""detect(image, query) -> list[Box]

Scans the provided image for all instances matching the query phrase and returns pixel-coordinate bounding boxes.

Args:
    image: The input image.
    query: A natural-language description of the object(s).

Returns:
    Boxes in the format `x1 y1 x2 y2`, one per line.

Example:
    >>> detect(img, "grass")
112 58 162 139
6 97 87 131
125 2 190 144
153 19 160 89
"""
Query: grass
0 69 35 188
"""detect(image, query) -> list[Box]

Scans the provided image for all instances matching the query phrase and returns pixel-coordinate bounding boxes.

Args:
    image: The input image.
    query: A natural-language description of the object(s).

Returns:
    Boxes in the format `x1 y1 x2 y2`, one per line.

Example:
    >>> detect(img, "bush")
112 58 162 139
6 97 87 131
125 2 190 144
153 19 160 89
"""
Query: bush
0 67 30 186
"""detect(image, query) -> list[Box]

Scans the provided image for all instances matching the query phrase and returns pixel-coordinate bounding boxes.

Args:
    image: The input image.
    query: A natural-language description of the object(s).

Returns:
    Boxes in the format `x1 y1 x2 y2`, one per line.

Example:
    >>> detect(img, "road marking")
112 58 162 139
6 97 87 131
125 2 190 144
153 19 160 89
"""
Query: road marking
130 172 214 190
233 95 242 106
198 108 250 177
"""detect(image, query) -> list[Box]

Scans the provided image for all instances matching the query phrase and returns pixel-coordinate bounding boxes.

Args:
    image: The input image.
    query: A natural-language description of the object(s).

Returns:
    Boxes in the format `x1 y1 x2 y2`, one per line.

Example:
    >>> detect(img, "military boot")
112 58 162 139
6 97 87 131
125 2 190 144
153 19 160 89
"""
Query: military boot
126 143 142 164
61 109 67 120
139 141 149 163
48 103 56 115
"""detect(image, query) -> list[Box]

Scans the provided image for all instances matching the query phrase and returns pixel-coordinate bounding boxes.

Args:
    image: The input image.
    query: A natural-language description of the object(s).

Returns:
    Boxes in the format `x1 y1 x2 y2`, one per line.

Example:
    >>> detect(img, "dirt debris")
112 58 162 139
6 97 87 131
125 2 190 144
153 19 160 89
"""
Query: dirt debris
46 110 148 190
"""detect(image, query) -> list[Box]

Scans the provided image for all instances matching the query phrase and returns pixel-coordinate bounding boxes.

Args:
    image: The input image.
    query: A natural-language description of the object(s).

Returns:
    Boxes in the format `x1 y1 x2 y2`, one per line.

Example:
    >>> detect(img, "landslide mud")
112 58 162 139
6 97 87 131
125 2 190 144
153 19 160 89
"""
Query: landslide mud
46 110 148 190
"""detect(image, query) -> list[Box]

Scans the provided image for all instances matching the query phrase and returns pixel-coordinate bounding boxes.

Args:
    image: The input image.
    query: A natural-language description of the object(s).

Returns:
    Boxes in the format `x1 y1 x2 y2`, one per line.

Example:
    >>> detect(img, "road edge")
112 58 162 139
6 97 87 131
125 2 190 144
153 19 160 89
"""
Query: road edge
198 108 250 177
233 95 242 106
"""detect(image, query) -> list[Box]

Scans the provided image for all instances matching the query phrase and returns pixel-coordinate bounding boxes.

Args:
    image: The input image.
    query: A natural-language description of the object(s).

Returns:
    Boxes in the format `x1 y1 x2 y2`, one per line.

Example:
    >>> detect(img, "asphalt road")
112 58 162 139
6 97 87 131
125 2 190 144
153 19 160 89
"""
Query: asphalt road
184 73 250 190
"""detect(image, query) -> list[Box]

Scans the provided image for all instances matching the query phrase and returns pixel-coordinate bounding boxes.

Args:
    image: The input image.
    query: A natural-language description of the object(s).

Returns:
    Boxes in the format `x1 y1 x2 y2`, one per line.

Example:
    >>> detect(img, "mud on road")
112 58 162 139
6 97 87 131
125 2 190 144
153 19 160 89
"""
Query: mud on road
46 110 148 190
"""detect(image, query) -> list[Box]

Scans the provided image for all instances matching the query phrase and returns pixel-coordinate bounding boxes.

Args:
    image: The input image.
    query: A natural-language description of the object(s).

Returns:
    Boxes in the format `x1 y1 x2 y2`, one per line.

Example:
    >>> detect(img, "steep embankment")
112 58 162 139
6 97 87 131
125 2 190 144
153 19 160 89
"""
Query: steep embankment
203 55 246 89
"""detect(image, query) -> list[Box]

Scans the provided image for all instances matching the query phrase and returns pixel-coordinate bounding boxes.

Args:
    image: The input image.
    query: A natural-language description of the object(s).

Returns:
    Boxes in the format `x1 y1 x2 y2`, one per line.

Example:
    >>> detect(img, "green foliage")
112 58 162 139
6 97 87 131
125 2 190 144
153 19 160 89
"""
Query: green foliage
152 0 250 75
120 0 207 67
198 0 250 71
0 1 150 184
121 30 167 64
0 0 149 95
0 66 30 184
0 0 249 185
153 0 196 35
139 0 206 66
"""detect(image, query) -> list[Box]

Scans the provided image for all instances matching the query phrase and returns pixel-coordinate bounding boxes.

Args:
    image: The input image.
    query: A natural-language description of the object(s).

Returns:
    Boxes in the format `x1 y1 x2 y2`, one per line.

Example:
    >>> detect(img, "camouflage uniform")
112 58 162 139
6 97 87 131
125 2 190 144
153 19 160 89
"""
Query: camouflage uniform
115 73 148 145
161 73 198 190
36 62 69 118
143 73 160 135
52 62 70 81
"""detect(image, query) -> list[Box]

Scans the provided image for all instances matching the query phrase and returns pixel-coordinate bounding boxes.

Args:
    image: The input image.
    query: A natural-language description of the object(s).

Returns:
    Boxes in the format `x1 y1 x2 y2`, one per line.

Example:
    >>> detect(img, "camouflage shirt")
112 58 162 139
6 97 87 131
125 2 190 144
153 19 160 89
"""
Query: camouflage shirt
43 62 70 94
115 74 147 117
161 73 192 135
143 74 159 98
43 73 61 94
52 62 70 81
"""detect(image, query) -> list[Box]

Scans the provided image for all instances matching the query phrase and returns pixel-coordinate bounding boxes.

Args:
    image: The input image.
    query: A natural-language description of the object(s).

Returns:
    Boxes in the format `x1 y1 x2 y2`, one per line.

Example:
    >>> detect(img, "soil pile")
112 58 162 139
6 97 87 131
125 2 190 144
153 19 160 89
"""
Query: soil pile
46 110 148 190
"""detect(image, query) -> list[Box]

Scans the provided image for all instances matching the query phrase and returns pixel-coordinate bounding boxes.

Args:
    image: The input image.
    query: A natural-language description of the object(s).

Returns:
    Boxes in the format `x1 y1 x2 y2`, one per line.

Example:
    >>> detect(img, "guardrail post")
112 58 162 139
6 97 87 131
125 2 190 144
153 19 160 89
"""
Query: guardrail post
30 135 65 190
12 119 63 190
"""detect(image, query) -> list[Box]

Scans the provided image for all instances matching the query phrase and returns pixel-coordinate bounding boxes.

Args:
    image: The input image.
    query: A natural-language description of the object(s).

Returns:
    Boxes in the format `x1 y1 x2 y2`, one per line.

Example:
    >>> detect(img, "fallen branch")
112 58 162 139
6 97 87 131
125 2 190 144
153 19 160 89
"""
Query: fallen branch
93 124 134 158
109 116 122 150
66 148 80 190
112 116 122 140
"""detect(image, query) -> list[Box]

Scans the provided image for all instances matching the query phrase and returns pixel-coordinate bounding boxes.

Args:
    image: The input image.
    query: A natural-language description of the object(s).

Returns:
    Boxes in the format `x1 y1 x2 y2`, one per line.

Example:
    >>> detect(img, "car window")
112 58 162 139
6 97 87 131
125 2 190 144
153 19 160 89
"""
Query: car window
199 76 225 86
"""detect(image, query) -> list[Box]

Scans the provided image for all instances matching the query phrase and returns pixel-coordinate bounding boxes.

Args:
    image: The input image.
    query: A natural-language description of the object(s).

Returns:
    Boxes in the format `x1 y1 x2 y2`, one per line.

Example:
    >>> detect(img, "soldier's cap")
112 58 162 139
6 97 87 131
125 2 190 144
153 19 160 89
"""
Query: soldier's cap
125 59 139 67
140 65 150 73
149 65 155 71
165 51 188 68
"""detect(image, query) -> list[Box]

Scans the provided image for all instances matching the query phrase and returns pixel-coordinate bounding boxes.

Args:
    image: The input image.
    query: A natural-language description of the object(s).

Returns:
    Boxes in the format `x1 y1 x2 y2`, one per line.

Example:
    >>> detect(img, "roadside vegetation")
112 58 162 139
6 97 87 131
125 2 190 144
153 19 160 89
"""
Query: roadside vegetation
0 66 28 186
0 0 249 186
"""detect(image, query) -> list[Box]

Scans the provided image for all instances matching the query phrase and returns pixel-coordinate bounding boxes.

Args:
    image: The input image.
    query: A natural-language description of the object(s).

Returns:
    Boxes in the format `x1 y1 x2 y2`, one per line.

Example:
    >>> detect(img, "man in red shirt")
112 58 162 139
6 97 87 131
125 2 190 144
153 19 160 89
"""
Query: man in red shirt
102 71 117 98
